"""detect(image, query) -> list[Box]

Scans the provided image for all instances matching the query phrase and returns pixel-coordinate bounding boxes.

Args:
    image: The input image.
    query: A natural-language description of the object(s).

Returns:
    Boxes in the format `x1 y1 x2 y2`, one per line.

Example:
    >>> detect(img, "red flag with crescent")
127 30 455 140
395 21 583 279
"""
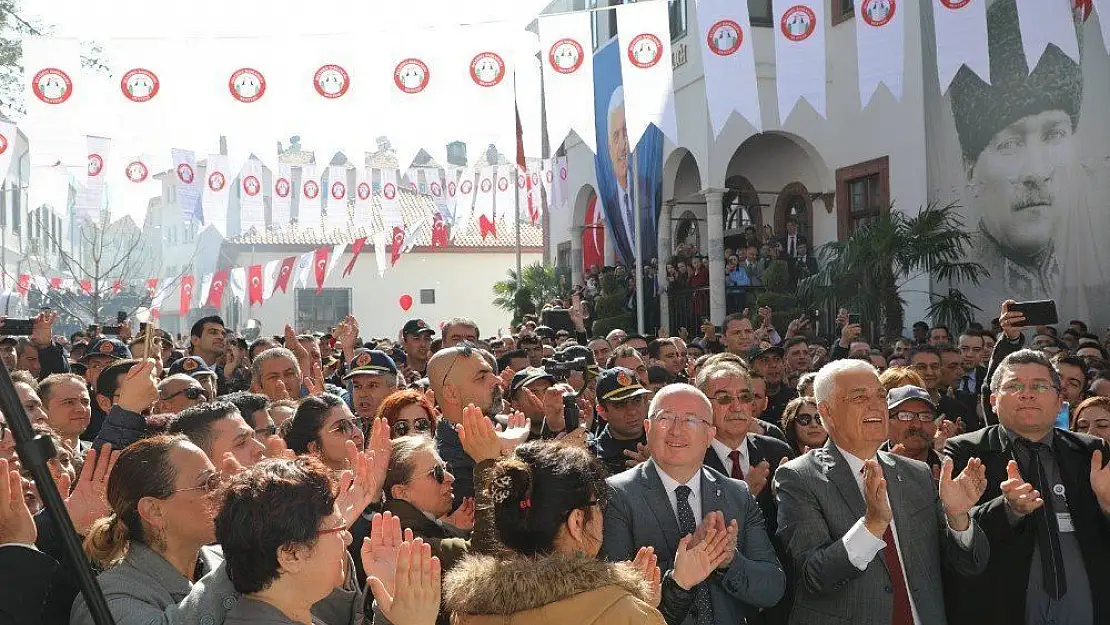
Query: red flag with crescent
343 237 368 277
273 255 298 295
49 277 63 291
146 278 159 297
112 279 124 296
479 214 497 239
390 226 406 266
248 264 264 306
17 274 30 297
79 279 92 294
314 246 331 294
431 212 449 248
206 269 229 309
179 275 195 314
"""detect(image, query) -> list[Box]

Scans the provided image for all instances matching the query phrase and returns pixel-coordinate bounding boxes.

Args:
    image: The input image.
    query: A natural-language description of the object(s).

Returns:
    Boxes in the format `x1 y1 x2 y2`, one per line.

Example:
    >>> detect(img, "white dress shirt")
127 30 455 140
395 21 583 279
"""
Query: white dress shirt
656 466 704 525
710 437 750 476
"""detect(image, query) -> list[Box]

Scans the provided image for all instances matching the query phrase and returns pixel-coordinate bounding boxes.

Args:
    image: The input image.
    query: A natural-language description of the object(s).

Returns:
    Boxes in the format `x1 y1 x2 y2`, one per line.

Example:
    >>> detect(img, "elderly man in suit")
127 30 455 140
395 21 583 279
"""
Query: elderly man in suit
773 359 989 625
603 383 785 625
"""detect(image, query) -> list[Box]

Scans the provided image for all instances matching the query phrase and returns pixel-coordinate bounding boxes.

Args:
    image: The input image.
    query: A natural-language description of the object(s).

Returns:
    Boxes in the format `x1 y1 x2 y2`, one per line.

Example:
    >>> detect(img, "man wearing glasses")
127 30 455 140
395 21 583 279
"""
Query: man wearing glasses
880 385 943 475
153 374 208 414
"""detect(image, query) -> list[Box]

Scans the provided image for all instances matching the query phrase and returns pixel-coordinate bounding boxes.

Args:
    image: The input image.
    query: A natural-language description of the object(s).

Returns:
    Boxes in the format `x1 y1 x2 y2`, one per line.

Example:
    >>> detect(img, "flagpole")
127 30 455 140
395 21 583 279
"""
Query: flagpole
514 170 522 284
632 149 644 335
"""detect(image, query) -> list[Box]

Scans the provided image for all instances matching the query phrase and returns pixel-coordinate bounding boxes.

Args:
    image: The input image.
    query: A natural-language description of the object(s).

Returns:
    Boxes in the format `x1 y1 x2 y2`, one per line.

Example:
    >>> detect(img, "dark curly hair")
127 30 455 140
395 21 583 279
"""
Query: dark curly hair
483 441 609 557
282 393 345 454
215 456 336 594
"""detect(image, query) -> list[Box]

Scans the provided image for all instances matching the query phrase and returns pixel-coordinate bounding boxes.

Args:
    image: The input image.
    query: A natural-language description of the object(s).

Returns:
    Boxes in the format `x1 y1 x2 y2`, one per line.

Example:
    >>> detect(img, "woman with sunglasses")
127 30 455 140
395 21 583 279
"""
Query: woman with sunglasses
283 394 365 471
780 396 826 455
376 389 438 439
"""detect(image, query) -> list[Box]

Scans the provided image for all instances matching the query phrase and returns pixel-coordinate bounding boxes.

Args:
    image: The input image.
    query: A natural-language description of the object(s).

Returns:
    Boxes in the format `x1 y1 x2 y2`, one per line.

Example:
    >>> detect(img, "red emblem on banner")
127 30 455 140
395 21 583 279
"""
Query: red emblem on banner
229 68 266 103
470 52 506 87
330 181 346 200
861 0 895 27
242 175 261 196
314 64 350 98
177 163 195 184
384 182 397 200
939 0 970 9
517 173 526 189
88 154 104 177
781 5 817 41
549 38 585 74
125 160 149 183
430 181 442 197
275 177 291 198
120 68 160 102
480 177 493 193
707 20 743 56
497 177 509 192
394 59 430 94
627 34 663 68
447 180 457 197
303 180 320 199
356 182 371 201
0 133 8 156
545 169 554 184
208 171 226 192
32 68 73 104
461 180 473 195
559 166 568 180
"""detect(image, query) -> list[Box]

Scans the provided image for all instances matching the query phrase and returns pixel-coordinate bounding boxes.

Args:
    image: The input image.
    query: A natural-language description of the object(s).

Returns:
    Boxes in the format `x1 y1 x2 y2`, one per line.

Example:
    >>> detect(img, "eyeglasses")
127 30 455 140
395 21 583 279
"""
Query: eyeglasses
712 392 756 407
254 424 277 438
651 413 712 430
795 412 822 426
891 410 935 422
161 387 207 402
407 462 448 485
391 417 433 437
998 381 1058 395
329 417 364 436
439 342 475 388
170 472 222 495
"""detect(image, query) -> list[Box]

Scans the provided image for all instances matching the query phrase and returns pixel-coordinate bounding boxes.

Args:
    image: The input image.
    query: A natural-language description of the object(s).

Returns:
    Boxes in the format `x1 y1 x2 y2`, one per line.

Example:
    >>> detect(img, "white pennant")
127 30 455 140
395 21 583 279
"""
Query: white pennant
541 159 554 207
272 163 293 229
172 148 202 223
1094 0 1110 55
616 1 680 146
773 0 827 120
553 156 570 211
373 231 388 277
263 259 281 300
198 273 213 308
1014 0 1081 70
443 166 460 223
474 166 496 226
856 0 904 106
453 169 477 237
0 120 14 189
354 167 373 225
527 168 544 223
201 154 231 236
229 267 246 303
239 158 266 234
299 164 322 231
933 0 991 92
696 0 762 135
75 135 110 218
539 11 597 152
326 165 348 226
378 167 404 230
325 243 346 282
294 252 314 288
495 166 516 223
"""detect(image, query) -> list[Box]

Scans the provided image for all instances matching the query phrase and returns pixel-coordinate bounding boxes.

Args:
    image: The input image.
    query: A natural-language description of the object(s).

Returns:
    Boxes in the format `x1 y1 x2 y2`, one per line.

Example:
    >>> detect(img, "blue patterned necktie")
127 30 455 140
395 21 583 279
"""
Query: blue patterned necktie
675 485 715 624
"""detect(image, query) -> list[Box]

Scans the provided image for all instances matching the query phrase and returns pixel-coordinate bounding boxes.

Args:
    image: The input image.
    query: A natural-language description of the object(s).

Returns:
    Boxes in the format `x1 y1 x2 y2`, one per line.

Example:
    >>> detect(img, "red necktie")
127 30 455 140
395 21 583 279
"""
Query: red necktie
728 450 744 480
881 526 914 625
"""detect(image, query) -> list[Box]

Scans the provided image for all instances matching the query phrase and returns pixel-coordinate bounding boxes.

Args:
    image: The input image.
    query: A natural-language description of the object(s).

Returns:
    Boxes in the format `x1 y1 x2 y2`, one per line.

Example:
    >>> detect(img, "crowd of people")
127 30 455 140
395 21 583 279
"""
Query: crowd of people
1 293 1109 625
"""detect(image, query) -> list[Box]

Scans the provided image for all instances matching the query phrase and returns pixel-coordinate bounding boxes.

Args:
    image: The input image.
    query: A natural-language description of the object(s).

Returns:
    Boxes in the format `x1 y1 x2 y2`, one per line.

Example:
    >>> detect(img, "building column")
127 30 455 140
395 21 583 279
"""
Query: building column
570 225 584 287
703 189 727 325
658 201 673 333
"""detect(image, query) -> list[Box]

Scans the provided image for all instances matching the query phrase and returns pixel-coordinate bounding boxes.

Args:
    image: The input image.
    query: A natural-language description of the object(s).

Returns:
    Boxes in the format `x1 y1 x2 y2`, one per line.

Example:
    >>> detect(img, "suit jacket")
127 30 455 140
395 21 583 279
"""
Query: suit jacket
773 441 988 625
943 426 1110 625
602 459 785 624
0 545 57 625
703 435 794 538
777 235 809 257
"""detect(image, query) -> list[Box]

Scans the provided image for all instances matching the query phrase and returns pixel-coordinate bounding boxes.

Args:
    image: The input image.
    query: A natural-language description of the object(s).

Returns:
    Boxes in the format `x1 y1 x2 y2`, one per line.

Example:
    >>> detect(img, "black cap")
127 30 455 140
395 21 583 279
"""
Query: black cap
402 319 435 337
83 338 131 362
167 355 217 379
343 349 399 379
749 343 784 361
595 366 652 403
509 367 556 398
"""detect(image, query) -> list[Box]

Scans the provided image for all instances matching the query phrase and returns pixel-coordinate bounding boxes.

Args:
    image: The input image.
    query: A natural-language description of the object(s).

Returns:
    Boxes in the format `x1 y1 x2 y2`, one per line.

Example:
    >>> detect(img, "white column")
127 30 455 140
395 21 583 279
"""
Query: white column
570 225 584 287
704 189 727 325
658 201 673 333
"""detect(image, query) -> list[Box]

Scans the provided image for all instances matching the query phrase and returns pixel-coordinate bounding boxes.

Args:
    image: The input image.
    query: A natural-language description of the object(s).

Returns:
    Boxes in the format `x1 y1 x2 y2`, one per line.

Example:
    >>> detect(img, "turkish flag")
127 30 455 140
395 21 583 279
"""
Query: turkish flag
390 226 406 266
313 247 331 294
79 279 92 294
248 265 264 306
112 279 124 296
180 275 195 314
431 212 449 247
479 214 497 239
273 255 298 295
17 274 30 297
206 269 229 309
49 277 63 291
146 278 159 297
343 237 368 277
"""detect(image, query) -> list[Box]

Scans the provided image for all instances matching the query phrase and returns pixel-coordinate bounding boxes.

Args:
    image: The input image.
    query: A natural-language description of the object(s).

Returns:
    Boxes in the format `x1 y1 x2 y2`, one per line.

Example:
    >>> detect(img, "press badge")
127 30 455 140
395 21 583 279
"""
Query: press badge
1056 513 1075 533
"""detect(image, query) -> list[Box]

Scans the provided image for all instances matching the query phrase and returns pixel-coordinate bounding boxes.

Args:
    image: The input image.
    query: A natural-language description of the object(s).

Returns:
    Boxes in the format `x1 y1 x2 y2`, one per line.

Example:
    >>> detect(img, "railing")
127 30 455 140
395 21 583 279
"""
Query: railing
667 285 765 333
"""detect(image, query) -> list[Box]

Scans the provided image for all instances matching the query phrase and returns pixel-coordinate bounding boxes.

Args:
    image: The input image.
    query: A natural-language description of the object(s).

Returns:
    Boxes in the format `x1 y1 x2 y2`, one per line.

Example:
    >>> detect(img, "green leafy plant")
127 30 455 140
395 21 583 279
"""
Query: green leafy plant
492 262 561 324
589 273 635 338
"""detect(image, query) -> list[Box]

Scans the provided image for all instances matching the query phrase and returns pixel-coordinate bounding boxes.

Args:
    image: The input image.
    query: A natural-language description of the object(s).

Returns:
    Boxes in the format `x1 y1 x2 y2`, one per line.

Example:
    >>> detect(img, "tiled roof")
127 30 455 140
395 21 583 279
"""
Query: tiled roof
225 187 543 249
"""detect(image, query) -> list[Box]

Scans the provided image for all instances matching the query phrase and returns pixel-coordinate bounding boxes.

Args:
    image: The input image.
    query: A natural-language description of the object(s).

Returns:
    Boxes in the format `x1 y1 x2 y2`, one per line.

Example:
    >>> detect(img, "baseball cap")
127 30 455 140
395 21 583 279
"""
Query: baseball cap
402 319 435 337
595 366 652 403
509 367 556 398
83 338 131 362
344 349 399 379
167 355 217 379
886 385 936 411
749 343 784 361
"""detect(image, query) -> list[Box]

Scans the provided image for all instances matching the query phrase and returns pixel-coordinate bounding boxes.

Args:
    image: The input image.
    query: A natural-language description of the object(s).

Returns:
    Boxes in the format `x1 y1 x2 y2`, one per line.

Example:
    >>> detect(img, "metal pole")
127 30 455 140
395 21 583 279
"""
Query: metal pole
632 150 644 335
514 168 522 282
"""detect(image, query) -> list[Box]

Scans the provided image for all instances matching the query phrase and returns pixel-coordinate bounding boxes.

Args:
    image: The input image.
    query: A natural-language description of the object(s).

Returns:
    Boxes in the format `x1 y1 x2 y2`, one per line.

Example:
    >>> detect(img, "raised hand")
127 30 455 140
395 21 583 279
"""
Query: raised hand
540 387 566 432
63 444 119 534
1000 459 1044 517
623 442 651 468
457 404 503 463
862 459 892 537
889 443 909 457
497 367 516 392
119 359 159 414
938 457 986 530
999 300 1025 341
360 512 412 600
264 436 296 460
219 451 246 480
0 459 35 545
629 546 661 607
934 419 958 452
30 310 57 348
745 460 771 497
1090 449 1110 514
672 526 730 590
284 324 313 377
336 432 388 528
496 411 530 456
369 538 441 625
442 497 475 530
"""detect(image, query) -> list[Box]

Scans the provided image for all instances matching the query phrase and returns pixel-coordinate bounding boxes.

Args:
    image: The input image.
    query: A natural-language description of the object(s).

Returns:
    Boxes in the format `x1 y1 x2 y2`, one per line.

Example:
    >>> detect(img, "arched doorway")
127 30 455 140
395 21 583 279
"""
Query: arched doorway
774 181 814 251
582 192 605 274
723 175 761 254
673 209 701 259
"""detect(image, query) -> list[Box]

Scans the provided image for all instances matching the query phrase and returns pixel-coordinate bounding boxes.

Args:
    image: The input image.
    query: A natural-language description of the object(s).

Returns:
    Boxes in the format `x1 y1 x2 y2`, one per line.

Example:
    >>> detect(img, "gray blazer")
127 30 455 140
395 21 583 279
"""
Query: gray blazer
601 459 786 624
773 441 989 625
70 543 365 625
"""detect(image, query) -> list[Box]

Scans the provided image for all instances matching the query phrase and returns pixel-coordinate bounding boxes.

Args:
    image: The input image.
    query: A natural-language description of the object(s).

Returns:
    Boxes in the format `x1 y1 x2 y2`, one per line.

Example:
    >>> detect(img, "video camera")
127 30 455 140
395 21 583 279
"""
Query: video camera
541 345 592 382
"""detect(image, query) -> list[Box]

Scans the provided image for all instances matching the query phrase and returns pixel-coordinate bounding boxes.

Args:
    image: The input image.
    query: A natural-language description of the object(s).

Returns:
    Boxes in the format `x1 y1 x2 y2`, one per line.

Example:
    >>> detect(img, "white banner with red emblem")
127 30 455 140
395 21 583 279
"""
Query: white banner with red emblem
696 0 762 135
239 158 266 232
453 169 476 237
526 167 544 223
552 156 570 211
932 0 991 92
1014 0 1081 70
539 11 596 152
108 37 184 152
121 152 155 187
354 167 373 224
494 165 516 223
0 120 14 189
299 164 322 230
74 135 110 218
773 0 826 120
263 259 281 301
447 26 517 165
378 167 404 230
201 153 231 236
382 32 447 172
855 0 904 106
22 37 85 153
172 148 202 223
474 166 496 228
443 166 460 223
288 35 368 162
272 163 293 228
616 1 679 147
326 165 348 222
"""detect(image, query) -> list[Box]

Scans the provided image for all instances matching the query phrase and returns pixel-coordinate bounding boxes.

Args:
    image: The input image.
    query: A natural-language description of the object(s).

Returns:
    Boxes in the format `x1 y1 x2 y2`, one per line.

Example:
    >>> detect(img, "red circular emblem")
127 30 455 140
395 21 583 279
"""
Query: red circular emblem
461 180 473 194
627 33 663 69
303 180 320 199
99 341 115 355
242 175 261 196
125 160 149 183
394 59 430 94
88 154 104 177
208 171 227 192
545 169 554 183
32 68 73 104
861 0 895 27
228 68 266 103
447 181 457 196
356 353 372 367
616 371 633 387
707 20 743 56
517 173 526 189
120 68 160 102
559 166 568 180
549 38 585 75
177 163 195 184
470 52 506 87
939 0 970 8
781 5 817 41
530 172 541 186
275 177 291 198
480 178 493 193
0 133 8 156
357 182 371 200
314 64 350 99
330 181 346 200
384 182 397 200
497 177 509 192
430 181 442 197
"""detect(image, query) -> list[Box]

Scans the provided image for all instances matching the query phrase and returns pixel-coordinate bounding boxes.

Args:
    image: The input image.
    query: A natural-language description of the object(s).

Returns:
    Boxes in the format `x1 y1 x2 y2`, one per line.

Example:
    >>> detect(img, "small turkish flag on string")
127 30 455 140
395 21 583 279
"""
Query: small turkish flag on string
431 212 449 247
180 275 195 314
49 277 63 291
206 269 229 309
79 279 92 294
390 226 406 266
313 247 331 294
146 278 159 297
248 265 264 306
273 255 298 295
17 274 30 297
479 213 497 239
343 237 368 277
112 279 124 296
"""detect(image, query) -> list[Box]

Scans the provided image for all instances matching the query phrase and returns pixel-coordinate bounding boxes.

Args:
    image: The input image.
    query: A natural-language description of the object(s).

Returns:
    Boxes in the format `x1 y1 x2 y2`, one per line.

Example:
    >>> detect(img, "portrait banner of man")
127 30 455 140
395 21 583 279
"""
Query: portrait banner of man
939 0 1110 327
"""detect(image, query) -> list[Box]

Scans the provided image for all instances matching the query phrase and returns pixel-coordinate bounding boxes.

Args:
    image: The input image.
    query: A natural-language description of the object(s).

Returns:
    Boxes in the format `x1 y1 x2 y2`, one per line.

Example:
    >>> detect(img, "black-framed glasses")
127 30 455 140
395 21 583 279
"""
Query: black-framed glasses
890 410 935 422
329 417 364 436
439 342 475 388
795 412 822 426
170 472 222 495
409 462 448 485
161 387 207 402
391 417 433 437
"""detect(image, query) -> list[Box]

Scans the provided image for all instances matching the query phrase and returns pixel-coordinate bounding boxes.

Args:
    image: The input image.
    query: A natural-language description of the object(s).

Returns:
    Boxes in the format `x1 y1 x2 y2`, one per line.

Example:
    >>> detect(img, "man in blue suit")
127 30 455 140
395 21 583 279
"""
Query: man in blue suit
602 383 786 624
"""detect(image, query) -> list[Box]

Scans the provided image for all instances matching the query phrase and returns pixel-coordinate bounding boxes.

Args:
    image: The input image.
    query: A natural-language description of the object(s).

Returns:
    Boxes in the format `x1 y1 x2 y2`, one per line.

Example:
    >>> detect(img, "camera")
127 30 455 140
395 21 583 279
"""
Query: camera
541 345 592 382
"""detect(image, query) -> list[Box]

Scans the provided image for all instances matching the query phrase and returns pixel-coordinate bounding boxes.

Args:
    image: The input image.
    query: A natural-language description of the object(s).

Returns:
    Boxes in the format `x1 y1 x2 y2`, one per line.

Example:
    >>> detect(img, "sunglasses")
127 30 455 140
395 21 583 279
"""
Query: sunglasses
329 417 364 436
439 342 475 389
891 410 935 422
408 462 448 485
795 412 822 427
170 471 222 495
391 417 433 437
162 387 208 402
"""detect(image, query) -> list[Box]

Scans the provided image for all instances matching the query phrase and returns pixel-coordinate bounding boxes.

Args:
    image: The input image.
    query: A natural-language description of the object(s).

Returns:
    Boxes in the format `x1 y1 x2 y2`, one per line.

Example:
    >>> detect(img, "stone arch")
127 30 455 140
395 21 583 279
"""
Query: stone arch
774 181 814 248
663 147 705 204
571 183 597 229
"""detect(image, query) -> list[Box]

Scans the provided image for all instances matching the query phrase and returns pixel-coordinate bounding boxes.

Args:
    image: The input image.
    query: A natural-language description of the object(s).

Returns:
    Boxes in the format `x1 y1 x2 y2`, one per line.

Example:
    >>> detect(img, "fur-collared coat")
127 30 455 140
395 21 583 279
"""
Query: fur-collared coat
443 553 666 625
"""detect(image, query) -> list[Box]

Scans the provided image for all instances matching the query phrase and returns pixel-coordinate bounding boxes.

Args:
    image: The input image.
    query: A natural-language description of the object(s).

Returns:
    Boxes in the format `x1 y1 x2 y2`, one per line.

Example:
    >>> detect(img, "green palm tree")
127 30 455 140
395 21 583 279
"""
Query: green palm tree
798 202 987 339
492 262 562 323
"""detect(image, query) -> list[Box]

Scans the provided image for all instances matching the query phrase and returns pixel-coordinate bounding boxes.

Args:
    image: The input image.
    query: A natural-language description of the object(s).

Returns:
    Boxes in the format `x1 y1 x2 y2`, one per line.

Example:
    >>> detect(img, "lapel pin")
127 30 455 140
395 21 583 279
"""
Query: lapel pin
716 489 721 497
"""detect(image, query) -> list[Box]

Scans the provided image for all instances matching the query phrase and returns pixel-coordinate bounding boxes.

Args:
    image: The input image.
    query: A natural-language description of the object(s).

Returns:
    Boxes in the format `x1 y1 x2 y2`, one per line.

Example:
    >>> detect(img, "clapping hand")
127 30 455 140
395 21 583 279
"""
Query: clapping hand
623 442 651 468
862 459 892 538
672 524 731 590
745 460 771 497
361 512 413 601
336 425 390 528
1000 460 1044 517
1090 449 1110 514
495 411 530 456
369 537 441 625
457 404 504 463
0 459 35 545
629 546 661 607
442 497 475 530
61 444 120 534
938 457 987 531
119 359 159 414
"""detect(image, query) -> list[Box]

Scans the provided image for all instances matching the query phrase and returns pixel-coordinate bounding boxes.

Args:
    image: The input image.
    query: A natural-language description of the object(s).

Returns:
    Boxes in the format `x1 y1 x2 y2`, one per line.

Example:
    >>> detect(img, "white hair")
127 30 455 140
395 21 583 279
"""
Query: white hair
813 359 878 405
607 85 624 123
648 383 713 420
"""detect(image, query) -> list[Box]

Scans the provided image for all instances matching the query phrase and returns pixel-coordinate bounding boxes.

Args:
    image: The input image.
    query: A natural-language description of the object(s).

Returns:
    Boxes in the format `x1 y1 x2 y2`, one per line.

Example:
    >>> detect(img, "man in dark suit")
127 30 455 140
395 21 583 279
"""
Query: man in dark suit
0 458 59 625
944 346 1110 625
774 359 989 625
603 383 786 625
777 217 809 261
